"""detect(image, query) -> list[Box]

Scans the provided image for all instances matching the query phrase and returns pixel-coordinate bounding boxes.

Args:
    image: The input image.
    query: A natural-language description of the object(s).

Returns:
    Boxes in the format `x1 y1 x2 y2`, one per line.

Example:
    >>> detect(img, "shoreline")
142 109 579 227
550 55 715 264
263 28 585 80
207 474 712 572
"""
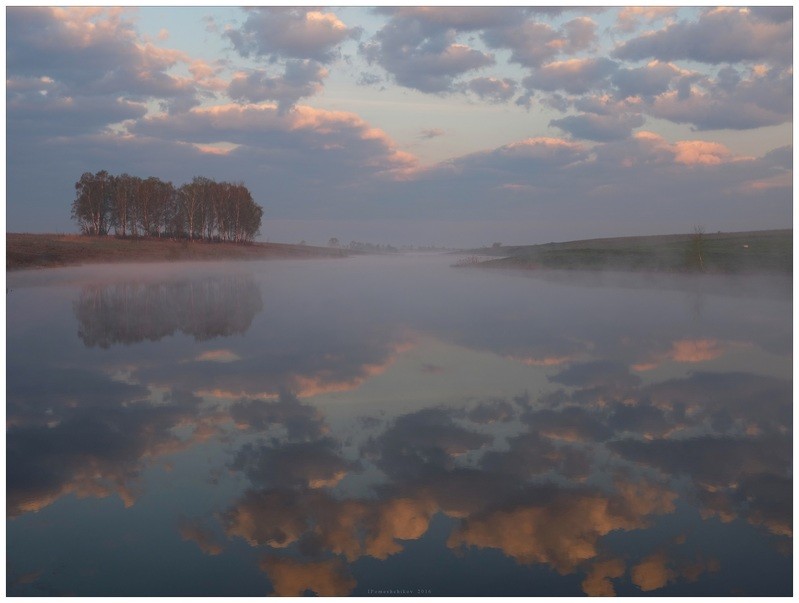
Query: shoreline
454 229 792 275
6 233 350 271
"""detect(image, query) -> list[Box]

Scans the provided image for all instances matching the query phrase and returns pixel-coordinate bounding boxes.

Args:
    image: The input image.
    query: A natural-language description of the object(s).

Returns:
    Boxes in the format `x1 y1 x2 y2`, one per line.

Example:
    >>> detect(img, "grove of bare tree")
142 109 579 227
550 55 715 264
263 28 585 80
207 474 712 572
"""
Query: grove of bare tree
71 171 263 243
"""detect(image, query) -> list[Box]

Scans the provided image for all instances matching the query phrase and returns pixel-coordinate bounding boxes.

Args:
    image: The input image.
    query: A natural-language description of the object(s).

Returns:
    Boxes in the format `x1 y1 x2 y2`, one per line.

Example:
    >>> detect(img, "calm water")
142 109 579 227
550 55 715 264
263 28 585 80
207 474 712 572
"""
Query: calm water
6 254 792 596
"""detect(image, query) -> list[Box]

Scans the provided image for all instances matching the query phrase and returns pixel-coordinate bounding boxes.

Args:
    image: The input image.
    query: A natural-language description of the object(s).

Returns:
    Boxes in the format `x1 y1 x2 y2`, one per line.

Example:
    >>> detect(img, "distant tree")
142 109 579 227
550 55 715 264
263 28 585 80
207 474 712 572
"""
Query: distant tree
72 170 112 235
328 237 340 248
690 225 706 271
72 171 262 243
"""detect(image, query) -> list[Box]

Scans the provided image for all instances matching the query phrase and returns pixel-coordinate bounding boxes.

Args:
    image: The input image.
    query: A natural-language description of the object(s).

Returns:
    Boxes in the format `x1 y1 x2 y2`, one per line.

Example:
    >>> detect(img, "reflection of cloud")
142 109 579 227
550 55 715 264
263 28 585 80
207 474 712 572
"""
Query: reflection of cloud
582 557 625 596
467 398 515 424
230 439 354 490
631 551 675 592
194 349 241 363
446 479 676 573
365 407 492 478
481 431 590 480
631 338 733 372
521 406 614 442
549 360 641 390
222 490 309 548
7 367 214 516
179 519 224 555
259 555 356 596
229 391 327 441
510 354 575 367
151 338 414 404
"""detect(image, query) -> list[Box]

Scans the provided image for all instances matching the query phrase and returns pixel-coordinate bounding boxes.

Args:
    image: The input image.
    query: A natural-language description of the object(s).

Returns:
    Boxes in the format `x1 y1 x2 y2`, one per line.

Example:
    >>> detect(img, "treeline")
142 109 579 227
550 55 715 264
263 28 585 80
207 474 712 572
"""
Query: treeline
71 170 263 243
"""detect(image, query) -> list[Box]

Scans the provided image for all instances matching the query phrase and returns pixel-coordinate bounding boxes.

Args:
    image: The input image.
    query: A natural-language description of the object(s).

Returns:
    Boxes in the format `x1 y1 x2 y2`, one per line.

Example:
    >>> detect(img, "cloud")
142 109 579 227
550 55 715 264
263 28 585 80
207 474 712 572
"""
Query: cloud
615 7 676 33
613 8 792 66
225 8 359 63
525 58 618 95
483 16 598 68
362 22 494 93
611 61 685 99
228 60 328 111
419 127 446 139
465 77 517 103
647 66 792 130
551 112 645 142
130 103 417 183
7 7 201 113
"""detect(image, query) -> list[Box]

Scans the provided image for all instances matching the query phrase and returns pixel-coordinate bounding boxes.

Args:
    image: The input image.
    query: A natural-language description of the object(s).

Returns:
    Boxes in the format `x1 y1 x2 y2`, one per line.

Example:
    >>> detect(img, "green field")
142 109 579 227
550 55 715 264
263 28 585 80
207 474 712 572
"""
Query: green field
460 229 792 274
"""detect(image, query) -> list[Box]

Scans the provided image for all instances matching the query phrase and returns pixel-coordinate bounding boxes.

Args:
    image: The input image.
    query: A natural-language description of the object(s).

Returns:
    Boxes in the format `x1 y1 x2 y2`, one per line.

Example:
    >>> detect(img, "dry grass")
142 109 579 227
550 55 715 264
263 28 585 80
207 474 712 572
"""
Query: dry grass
7 233 349 271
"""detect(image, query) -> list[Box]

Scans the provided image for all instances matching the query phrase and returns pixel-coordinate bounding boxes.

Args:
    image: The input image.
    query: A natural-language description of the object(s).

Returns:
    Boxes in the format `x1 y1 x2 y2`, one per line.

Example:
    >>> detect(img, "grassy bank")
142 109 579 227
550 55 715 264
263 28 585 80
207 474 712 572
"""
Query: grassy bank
7 233 349 271
458 229 792 274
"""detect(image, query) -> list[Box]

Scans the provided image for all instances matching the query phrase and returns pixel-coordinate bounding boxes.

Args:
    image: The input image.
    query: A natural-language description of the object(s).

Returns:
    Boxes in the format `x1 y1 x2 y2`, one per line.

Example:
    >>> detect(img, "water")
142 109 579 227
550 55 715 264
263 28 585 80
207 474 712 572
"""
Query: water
6 254 792 596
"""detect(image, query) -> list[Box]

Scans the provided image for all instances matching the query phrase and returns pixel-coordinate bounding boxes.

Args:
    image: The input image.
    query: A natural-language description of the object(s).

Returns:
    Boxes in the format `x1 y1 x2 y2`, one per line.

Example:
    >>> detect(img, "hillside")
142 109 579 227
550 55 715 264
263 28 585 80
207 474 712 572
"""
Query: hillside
457 230 792 274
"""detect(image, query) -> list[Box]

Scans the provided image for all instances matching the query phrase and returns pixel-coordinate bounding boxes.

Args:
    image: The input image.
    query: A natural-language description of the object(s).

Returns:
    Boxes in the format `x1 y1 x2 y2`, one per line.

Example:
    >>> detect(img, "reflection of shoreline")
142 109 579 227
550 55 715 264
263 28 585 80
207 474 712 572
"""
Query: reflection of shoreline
73 276 263 348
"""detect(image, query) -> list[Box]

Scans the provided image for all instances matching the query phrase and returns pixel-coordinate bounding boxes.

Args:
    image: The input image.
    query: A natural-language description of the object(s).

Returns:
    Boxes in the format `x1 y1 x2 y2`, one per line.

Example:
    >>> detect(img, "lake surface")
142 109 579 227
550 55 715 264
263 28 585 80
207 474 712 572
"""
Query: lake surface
6 254 792 596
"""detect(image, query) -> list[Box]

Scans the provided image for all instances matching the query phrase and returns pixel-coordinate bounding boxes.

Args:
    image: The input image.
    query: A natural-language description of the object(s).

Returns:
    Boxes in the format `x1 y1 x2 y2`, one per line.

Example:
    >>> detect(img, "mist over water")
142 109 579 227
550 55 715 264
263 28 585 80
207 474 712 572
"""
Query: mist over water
6 254 792 596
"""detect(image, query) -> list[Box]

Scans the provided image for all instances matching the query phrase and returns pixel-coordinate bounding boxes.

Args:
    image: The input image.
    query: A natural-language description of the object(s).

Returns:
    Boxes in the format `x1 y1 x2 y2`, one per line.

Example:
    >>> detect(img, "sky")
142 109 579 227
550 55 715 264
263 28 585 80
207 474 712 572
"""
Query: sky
5 5 794 247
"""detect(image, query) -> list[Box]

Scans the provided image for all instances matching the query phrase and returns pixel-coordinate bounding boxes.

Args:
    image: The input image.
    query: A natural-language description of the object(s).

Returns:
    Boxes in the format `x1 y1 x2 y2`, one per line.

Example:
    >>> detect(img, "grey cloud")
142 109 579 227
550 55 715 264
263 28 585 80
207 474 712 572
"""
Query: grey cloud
361 19 494 93
613 7 792 66
376 7 530 31
465 77 517 103
524 58 618 95
356 72 383 87
225 7 360 63
482 21 566 68
483 16 599 68
611 62 681 99
7 8 199 109
419 127 446 139
562 16 598 52
7 91 147 137
228 60 327 111
648 67 792 130
748 6 793 24
551 112 645 141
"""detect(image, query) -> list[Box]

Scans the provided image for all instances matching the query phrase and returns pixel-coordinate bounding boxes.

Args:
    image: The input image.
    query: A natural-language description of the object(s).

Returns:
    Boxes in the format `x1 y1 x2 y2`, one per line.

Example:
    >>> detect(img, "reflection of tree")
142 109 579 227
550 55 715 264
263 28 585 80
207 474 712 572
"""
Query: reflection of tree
74 276 263 348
